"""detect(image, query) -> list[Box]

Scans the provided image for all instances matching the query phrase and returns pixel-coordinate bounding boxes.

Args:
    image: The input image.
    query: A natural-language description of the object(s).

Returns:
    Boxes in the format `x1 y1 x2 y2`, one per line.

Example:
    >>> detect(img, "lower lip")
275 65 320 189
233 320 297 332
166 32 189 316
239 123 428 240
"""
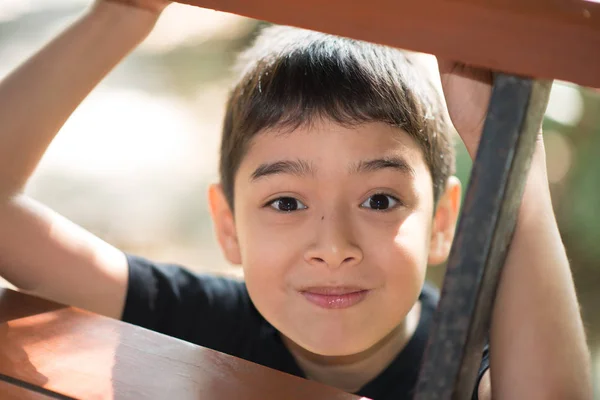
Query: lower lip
301 290 370 309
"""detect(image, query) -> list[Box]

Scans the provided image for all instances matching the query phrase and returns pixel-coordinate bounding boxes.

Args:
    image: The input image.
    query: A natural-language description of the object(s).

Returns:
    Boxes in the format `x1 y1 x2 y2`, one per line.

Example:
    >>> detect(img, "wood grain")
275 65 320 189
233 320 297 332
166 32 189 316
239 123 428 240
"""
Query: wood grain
0 289 361 400
175 0 600 88
0 379 60 400
414 76 552 399
0 289 65 323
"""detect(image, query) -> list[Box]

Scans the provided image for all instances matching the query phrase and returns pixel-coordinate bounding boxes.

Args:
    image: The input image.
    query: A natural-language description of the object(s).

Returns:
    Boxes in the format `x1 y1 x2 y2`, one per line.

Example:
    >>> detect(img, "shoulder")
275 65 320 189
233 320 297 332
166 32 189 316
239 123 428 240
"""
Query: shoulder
420 281 440 311
122 254 261 353
123 253 249 319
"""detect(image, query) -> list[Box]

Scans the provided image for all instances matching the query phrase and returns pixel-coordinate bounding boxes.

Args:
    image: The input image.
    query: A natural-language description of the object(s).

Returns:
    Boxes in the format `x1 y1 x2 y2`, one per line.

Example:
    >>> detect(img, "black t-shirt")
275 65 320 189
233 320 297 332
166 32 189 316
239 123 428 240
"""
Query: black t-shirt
122 254 489 400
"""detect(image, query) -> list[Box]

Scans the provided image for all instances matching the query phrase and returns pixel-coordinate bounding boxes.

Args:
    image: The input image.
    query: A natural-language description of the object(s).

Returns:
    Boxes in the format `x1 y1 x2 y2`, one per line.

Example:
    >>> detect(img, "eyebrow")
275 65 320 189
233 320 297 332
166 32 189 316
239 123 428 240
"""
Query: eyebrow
250 159 314 181
350 156 415 177
249 156 415 182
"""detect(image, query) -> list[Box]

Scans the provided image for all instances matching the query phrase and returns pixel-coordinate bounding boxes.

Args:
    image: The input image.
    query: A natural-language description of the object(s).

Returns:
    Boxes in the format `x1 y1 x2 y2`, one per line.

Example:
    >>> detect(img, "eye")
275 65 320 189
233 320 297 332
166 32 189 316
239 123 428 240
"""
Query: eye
267 197 308 212
360 193 400 211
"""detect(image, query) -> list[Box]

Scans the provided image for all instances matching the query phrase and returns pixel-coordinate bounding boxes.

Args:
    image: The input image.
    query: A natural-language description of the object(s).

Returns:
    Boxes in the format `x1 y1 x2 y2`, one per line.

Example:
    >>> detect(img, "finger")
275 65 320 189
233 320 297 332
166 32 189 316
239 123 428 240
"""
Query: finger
436 57 457 76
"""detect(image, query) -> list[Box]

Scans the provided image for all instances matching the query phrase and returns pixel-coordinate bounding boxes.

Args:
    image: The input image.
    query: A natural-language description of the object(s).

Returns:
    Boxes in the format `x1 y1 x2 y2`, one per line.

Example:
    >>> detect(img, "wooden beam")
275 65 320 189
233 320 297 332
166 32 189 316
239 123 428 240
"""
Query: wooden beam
413 75 552 399
176 0 600 88
0 288 360 400
0 374 74 400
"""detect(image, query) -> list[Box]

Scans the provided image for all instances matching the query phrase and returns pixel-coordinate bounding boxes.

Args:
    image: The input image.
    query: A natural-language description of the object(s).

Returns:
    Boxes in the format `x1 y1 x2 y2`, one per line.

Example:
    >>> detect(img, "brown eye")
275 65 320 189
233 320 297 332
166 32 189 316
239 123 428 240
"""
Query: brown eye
269 197 307 212
361 194 399 210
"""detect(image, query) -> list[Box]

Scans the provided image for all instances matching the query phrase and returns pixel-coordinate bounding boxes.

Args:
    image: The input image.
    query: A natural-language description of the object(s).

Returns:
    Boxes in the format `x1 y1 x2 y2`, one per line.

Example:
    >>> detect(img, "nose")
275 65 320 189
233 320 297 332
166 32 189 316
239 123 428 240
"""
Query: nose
304 211 363 269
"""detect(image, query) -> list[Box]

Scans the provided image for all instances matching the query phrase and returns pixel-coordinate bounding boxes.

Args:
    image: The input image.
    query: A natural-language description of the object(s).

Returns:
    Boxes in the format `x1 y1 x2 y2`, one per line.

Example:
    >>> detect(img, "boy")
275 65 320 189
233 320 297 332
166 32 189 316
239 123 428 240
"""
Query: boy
0 0 591 399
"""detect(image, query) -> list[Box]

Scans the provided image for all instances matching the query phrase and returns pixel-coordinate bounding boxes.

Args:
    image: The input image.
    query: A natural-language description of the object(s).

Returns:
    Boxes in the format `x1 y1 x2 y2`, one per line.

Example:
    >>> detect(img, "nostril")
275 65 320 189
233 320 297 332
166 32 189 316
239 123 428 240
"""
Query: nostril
343 257 355 264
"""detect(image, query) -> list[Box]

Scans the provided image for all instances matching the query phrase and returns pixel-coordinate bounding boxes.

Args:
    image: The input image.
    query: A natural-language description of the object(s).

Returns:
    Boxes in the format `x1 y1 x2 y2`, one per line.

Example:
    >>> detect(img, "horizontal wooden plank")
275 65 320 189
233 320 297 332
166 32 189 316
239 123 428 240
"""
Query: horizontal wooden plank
0 289 359 400
0 378 63 400
0 288 66 323
176 0 600 88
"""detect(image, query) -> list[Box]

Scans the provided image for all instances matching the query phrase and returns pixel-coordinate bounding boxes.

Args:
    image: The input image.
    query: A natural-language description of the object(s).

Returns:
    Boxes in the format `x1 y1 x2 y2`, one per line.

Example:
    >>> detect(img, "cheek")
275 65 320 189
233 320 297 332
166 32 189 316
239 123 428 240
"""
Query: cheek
394 212 431 267
396 212 430 273
365 211 431 299
237 208 303 271
234 205 304 306
235 207 315 342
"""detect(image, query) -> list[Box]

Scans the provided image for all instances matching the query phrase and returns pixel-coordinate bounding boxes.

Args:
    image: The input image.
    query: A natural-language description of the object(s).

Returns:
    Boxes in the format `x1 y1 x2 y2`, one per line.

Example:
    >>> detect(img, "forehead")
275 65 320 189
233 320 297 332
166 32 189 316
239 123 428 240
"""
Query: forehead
238 121 430 177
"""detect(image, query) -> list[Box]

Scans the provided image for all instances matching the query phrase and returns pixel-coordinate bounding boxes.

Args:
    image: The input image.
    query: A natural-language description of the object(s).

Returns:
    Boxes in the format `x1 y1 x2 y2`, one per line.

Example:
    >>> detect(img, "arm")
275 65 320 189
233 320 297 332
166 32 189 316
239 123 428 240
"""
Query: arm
485 140 591 399
0 1 168 318
438 62 592 400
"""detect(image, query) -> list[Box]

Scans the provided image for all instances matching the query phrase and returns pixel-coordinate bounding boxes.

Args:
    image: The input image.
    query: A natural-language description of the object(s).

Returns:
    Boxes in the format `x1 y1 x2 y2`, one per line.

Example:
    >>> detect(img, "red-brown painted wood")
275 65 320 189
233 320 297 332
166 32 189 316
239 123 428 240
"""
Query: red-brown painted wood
0 288 361 400
0 380 57 400
0 288 66 323
175 0 600 88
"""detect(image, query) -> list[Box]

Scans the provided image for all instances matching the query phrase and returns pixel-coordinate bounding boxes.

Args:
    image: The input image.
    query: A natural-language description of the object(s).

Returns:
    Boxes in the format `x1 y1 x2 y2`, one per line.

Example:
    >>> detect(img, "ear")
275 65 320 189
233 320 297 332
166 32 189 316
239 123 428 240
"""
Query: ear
428 176 462 266
208 183 242 265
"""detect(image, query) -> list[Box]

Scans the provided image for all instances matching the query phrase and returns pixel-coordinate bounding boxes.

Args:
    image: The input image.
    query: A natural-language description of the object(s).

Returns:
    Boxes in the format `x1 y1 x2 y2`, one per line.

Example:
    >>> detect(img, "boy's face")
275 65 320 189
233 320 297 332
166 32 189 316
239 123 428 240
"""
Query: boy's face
210 120 459 356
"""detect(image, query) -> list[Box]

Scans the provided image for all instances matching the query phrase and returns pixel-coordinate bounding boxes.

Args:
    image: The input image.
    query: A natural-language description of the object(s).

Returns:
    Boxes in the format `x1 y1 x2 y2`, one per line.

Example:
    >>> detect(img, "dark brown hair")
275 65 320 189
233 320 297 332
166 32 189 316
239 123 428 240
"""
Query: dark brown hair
220 26 455 210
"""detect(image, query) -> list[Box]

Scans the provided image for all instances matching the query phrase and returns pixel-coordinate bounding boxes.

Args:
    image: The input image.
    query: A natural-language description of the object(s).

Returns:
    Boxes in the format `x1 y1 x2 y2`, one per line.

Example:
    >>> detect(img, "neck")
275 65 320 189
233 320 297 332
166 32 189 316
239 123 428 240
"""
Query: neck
283 301 421 393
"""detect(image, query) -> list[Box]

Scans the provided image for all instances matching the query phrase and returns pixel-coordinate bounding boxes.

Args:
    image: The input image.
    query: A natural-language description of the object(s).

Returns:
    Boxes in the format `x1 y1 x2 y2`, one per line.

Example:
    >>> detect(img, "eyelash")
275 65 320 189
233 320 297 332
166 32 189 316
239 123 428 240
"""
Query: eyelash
360 192 403 212
265 197 308 212
264 192 403 213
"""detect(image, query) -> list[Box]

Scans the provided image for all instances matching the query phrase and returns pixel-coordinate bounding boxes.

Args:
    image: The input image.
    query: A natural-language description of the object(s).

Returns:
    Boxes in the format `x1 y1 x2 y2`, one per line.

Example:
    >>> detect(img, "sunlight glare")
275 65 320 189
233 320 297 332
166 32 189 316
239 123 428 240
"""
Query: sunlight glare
546 83 584 126
42 88 201 180
142 4 250 52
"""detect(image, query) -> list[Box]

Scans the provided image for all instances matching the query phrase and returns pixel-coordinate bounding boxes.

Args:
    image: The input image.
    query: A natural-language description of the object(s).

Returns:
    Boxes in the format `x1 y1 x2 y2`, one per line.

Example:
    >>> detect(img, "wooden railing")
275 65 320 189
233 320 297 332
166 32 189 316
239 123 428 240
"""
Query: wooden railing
1 1 597 398
172 0 598 398
0 288 360 400
178 0 600 88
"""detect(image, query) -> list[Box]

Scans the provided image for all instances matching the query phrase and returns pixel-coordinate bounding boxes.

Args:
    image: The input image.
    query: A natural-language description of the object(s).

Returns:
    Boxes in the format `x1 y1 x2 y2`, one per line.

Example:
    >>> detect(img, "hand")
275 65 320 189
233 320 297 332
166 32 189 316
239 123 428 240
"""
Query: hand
437 59 494 158
97 0 171 15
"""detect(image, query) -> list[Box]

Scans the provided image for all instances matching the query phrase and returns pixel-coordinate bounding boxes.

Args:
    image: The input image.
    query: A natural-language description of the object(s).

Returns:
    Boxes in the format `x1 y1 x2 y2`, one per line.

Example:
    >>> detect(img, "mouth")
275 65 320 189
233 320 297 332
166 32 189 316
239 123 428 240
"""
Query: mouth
299 287 371 309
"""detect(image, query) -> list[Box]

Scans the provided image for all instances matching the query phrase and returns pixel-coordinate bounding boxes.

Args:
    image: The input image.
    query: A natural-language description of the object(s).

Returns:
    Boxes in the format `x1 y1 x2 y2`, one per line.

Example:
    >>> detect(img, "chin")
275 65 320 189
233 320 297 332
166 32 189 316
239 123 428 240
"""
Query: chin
309 345 369 357
295 332 381 357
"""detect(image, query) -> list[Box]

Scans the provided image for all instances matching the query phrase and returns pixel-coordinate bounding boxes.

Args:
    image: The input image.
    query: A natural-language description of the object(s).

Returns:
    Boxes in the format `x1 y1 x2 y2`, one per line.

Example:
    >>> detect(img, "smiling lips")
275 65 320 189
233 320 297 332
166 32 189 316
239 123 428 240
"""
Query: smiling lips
300 286 370 309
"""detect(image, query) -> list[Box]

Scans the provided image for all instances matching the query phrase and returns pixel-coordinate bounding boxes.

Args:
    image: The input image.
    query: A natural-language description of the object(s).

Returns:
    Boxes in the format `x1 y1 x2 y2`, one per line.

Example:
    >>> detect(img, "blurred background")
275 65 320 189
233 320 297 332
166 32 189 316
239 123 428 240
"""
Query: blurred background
1 0 599 395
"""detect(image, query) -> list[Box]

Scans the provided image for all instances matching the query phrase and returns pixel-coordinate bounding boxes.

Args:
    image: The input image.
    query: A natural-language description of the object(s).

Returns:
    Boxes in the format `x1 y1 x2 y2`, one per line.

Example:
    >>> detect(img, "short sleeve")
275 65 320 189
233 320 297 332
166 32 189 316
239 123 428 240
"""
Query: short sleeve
472 343 490 400
121 253 256 355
